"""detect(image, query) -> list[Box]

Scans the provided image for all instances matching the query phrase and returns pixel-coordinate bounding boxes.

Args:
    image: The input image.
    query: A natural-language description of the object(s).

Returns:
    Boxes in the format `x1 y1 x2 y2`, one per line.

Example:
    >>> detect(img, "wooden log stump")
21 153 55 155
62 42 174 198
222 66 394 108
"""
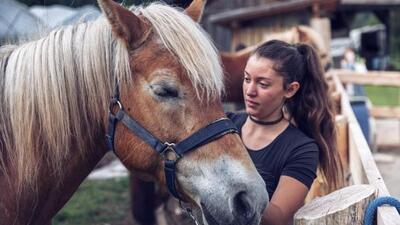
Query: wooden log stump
294 184 376 225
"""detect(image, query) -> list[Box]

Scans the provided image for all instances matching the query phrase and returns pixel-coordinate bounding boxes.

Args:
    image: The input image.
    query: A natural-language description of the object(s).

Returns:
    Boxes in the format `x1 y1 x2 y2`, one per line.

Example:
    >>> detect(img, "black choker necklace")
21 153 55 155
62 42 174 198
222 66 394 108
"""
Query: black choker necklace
249 113 284 125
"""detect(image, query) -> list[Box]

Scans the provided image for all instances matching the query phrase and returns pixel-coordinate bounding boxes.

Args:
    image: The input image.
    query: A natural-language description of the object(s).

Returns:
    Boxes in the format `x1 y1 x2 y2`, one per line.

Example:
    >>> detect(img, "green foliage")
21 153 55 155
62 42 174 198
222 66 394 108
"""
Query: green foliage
365 86 400 106
54 178 130 225
351 12 381 29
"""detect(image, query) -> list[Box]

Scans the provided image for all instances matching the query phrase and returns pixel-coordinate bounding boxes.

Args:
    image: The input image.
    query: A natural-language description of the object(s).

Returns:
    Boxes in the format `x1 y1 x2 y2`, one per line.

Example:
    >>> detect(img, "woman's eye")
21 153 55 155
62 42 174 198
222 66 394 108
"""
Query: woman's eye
259 83 269 88
244 77 251 83
152 85 179 98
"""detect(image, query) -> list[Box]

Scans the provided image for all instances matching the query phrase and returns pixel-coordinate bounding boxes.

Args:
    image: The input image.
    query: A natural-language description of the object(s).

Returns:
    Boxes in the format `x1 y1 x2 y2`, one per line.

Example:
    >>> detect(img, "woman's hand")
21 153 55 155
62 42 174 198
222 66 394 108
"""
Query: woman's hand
261 175 309 225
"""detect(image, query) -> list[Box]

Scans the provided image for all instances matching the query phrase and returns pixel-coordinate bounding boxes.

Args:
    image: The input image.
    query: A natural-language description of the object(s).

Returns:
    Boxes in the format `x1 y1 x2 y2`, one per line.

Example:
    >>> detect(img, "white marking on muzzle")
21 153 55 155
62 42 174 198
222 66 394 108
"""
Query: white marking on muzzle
177 155 268 225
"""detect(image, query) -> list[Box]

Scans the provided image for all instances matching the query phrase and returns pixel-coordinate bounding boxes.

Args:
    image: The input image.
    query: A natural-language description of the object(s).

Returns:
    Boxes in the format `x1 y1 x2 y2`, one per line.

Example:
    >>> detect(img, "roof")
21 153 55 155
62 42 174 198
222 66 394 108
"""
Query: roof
341 0 400 5
0 0 101 43
208 0 338 27
209 0 400 27
30 5 100 30
0 0 44 41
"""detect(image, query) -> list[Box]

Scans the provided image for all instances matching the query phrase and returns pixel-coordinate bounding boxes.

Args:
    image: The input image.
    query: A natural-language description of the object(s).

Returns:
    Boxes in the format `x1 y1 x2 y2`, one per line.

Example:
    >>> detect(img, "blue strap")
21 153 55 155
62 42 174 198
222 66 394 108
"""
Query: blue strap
106 96 121 152
174 118 238 156
107 106 238 201
106 112 118 151
364 196 400 225
164 160 181 199
117 109 167 153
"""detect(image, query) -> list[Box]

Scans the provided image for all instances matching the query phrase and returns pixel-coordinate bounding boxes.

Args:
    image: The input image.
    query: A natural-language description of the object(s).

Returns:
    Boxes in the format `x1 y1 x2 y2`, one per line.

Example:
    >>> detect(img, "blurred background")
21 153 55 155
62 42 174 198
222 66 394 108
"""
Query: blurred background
2 0 400 70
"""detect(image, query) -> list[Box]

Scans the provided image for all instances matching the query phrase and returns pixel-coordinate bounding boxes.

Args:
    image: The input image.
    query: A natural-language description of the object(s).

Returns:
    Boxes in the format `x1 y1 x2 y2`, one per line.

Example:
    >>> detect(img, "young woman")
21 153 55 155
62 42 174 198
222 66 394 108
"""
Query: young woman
227 40 343 225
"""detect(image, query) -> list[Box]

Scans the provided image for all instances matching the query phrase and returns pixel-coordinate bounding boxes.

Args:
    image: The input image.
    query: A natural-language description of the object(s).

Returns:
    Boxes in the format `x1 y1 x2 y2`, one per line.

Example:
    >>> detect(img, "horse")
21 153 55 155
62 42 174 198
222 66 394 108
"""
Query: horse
221 25 332 103
0 0 268 224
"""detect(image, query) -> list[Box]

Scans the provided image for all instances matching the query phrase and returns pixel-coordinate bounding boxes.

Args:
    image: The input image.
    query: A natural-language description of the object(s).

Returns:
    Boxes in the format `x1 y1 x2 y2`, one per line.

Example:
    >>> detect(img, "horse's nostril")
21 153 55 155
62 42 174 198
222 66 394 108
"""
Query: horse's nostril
233 191 256 224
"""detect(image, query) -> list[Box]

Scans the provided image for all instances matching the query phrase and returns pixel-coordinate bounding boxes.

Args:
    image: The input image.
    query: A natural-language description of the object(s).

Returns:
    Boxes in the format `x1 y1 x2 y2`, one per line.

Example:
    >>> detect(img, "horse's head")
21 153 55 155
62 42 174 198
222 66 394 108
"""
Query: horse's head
99 0 268 224
293 26 332 71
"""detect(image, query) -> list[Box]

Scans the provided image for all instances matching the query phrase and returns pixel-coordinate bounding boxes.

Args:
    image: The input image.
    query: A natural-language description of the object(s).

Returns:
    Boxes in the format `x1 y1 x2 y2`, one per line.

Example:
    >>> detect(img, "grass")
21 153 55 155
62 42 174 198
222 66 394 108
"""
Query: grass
364 85 400 106
53 177 130 225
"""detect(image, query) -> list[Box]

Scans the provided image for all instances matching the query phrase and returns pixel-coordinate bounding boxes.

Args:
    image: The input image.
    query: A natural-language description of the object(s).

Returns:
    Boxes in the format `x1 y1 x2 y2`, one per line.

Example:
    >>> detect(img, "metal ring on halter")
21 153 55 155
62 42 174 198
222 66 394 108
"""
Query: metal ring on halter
109 100 123 115
161 142 180 162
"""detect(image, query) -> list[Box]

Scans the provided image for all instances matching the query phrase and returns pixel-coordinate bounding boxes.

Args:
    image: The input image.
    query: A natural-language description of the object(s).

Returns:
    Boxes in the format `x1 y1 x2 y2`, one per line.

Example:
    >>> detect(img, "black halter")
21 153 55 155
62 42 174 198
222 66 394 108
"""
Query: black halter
105 90 238 201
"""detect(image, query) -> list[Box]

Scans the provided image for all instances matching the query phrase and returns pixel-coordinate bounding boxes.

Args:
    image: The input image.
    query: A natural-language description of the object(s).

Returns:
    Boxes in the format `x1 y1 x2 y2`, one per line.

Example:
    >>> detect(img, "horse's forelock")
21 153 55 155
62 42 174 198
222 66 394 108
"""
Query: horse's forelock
135 3 224 102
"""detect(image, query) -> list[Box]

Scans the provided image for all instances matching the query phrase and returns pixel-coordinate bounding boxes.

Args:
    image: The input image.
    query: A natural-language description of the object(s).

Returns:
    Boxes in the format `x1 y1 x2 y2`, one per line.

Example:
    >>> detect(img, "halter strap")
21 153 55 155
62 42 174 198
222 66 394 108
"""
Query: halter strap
106 100 238 200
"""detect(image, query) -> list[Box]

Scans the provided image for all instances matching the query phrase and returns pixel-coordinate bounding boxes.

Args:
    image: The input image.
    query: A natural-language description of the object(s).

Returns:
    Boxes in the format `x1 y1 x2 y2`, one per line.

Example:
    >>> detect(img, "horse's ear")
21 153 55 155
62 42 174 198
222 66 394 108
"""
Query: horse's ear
184 0 206 22
98 0 151 49
295 26 307 42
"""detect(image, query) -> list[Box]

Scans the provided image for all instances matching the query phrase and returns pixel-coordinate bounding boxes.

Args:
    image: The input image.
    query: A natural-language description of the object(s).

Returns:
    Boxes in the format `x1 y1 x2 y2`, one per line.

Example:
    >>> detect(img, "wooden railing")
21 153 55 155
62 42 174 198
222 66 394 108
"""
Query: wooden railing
294 71 400 224
335 69 400 87
332 71 400 225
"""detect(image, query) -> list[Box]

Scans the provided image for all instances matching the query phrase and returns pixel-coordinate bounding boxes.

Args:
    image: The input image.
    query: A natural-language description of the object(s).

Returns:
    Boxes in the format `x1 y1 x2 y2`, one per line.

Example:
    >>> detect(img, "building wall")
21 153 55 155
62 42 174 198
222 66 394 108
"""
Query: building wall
203 0 311 51
231 11 310 49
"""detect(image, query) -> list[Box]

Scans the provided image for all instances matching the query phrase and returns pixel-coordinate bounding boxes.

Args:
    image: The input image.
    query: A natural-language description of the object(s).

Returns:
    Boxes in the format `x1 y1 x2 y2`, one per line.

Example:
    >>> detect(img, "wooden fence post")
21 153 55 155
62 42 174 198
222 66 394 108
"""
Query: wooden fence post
294 185 376 225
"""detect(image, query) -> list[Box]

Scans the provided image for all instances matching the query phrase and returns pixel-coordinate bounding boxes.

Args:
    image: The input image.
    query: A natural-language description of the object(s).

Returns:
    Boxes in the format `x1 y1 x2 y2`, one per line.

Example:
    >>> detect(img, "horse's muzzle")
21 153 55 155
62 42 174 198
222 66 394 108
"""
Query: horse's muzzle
199 183 268 225
177 155 269 225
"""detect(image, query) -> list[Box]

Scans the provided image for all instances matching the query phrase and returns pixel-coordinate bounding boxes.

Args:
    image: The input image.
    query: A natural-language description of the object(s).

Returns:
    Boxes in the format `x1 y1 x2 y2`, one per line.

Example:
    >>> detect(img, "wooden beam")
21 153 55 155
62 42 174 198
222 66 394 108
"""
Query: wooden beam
294 185 376 225
208 0 338 26
333 69 400 87
341 0 400 5
370 106 400 119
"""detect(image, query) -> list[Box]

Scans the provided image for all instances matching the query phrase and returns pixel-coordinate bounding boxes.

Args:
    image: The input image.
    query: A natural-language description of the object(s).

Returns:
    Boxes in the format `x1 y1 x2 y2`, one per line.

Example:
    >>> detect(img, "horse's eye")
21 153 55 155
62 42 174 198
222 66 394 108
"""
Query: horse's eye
151 84 179 99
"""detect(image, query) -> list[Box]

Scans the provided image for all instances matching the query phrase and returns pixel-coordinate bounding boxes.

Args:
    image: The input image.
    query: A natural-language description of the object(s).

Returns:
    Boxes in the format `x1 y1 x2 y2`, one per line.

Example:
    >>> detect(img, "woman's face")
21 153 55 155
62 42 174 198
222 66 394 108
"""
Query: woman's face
243 55 293 120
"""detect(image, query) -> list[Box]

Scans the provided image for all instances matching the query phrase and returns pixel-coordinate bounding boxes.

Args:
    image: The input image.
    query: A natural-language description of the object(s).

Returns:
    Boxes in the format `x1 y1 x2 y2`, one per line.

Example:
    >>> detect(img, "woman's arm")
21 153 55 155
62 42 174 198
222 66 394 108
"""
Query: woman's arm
261 175 309 225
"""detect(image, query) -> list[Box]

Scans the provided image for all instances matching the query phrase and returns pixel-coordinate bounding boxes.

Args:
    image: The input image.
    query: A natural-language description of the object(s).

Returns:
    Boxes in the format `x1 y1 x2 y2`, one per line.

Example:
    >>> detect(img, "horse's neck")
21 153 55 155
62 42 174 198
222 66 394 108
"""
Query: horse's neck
32 142 107 224
0 139 107 225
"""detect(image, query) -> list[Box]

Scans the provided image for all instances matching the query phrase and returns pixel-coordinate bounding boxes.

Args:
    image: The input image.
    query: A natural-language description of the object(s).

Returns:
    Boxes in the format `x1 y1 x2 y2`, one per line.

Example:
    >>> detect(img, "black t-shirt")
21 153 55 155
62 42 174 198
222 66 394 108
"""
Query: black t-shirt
227 112 319 200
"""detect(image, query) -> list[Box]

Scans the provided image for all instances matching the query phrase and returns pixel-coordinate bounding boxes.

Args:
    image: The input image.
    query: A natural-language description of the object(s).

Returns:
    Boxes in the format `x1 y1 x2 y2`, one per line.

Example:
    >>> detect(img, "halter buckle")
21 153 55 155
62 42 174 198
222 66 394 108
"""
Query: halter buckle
161 142 180 162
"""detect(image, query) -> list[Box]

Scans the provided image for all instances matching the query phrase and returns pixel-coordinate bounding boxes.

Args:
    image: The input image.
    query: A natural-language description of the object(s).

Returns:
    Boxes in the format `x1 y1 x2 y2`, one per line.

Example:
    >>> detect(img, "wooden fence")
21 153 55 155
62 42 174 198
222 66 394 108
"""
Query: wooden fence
293 71 400 224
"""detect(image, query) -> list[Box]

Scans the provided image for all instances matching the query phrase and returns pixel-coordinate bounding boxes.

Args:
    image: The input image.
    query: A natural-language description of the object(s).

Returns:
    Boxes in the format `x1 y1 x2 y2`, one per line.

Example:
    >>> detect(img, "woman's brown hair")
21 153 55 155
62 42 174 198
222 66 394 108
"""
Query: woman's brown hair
253 40 343 189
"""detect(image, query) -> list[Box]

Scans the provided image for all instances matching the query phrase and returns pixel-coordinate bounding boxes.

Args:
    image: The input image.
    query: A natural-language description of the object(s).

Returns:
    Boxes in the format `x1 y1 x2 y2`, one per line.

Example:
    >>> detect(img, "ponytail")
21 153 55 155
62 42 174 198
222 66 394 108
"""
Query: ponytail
288 44 344 190
253 40 344 190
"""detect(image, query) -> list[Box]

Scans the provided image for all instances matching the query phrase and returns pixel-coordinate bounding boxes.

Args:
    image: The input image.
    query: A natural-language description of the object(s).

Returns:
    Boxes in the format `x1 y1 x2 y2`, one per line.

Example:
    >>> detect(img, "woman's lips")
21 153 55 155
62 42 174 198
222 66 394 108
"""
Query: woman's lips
246 99 259 107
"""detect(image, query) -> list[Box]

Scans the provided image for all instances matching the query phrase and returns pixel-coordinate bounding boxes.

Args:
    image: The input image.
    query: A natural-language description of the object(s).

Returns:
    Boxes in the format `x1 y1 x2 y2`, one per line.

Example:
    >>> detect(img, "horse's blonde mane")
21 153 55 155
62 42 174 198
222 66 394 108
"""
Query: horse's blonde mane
135 3 224 101
0 18 131 191
0 2 223 193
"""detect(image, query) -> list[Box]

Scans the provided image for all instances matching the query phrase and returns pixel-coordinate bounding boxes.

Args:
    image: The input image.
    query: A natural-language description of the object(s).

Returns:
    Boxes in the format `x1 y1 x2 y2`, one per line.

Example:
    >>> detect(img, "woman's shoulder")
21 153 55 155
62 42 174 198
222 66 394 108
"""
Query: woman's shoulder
282 124 318 150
